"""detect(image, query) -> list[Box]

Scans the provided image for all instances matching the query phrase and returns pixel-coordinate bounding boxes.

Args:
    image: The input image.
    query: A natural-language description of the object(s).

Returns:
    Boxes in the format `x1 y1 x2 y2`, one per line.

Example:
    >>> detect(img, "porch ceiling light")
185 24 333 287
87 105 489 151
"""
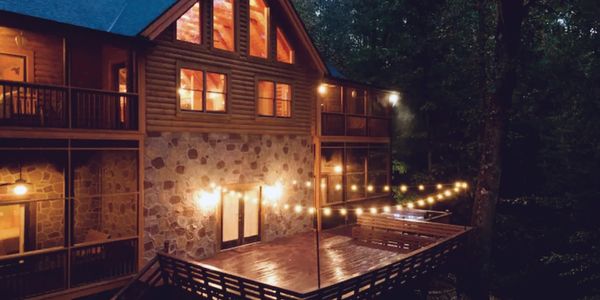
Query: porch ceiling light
388 93 400 106
318 84 327 95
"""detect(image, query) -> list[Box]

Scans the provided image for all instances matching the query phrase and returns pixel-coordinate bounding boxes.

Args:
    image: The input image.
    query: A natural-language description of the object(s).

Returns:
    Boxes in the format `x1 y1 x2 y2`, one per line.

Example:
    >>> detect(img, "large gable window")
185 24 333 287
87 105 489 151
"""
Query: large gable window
176 2 201 44
257 80 291 117
249 0 269 58
276 28 294 64
213 0 235 51
179 67 227 113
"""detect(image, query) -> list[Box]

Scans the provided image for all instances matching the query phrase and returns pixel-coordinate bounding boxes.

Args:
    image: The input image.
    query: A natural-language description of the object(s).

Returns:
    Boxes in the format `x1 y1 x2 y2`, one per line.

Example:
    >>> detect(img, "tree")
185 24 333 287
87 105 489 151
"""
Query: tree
470 0 530 298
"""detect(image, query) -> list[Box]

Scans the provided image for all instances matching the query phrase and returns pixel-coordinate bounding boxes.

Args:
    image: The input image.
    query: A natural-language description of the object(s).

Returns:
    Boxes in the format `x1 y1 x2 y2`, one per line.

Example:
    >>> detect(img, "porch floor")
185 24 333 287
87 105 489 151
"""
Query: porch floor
198 228 406 294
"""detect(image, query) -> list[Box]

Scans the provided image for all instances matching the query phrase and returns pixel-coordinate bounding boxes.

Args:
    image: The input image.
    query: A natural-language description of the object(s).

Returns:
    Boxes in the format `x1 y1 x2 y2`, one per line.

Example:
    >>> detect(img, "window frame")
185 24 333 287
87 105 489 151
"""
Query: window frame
255 77 293 119
275 27 295 64
174 1 203 45
212 0 238 53
176 61 231 116
248 0 270 59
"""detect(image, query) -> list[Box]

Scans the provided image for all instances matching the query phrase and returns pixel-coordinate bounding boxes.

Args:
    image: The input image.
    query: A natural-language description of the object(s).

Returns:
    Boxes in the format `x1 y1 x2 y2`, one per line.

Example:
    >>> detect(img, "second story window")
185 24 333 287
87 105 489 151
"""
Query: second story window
276 28 294 64
249 0 269 58
179 67 227 113
257 80 291 117
176 2 201 44
213 0 235 51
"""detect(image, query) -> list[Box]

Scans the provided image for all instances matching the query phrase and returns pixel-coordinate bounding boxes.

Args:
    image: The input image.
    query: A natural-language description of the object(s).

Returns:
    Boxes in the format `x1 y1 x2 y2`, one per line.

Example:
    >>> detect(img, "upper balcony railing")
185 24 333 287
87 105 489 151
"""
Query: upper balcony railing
0 80 138 131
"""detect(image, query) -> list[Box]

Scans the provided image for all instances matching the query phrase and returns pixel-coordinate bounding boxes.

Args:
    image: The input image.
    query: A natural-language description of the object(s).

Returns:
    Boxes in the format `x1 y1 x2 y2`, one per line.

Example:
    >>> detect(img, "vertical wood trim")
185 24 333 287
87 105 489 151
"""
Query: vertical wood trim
138 55 146 134
137 138 145 268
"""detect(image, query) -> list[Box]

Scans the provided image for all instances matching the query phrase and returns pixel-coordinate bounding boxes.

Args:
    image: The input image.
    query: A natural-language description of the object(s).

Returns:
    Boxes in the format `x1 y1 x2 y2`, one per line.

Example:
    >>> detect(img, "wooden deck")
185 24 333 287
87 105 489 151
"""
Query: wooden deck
114 219 471 299
199 229 407 294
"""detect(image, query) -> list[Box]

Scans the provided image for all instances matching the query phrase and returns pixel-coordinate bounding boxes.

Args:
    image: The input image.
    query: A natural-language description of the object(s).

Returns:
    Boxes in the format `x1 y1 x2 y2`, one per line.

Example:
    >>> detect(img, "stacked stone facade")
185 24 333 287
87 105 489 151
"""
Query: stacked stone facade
144 132 314 261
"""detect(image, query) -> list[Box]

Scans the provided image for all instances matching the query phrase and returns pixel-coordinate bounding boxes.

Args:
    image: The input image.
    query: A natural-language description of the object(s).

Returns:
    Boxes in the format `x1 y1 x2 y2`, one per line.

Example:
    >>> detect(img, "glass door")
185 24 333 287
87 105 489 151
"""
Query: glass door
221 186 261 249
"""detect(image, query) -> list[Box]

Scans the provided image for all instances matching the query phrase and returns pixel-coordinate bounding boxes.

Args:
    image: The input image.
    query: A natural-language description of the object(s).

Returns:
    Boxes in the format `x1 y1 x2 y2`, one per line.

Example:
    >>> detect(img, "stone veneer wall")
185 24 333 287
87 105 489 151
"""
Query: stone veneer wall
144 132 314 261
73 151 138 243
99 151 138 239
0 159 65 249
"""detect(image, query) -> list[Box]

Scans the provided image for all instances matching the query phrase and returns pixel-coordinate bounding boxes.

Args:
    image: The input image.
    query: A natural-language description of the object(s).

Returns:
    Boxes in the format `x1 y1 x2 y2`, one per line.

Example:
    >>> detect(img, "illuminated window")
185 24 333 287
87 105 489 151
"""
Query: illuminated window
249 0 269 58
176 2 201 44
179 67 227 112
179 68 204 111
206 72 227 112
213 0 235 51
276 28 294 64
257 80 291 117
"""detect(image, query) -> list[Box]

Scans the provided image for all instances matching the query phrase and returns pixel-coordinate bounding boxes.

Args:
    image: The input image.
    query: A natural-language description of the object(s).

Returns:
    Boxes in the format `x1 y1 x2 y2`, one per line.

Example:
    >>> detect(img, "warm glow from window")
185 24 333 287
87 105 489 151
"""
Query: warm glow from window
276 83 291 117
177 2 201 44
276 28 294 64
206 72 227 112
257 81 274 116
257 80 292 117
214 0 235 51
179 68 204 111
249 0 269 58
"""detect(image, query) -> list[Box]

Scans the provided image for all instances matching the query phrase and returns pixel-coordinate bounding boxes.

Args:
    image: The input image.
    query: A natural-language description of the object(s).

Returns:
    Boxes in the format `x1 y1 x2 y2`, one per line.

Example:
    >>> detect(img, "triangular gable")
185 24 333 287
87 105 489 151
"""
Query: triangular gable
139 0 327 74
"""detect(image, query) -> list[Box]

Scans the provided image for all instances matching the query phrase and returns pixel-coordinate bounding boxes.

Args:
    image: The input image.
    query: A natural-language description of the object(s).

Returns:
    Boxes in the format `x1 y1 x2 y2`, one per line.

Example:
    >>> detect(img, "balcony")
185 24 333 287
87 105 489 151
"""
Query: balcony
0 80 138 130
321 113 390 137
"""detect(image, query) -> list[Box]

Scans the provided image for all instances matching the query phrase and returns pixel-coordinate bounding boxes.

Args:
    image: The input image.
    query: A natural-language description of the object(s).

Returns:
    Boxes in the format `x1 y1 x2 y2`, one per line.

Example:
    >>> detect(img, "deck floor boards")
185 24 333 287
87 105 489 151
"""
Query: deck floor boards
199 229 407 294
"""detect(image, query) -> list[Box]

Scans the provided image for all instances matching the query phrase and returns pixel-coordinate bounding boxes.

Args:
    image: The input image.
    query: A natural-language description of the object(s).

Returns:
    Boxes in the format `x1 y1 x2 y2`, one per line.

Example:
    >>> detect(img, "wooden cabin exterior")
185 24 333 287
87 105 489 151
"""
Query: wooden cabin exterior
0 1 399 299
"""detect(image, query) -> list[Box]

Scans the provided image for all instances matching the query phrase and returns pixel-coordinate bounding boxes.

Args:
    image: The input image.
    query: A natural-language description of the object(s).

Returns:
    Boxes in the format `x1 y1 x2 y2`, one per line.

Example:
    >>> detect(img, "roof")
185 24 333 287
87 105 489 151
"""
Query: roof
0 0 177 37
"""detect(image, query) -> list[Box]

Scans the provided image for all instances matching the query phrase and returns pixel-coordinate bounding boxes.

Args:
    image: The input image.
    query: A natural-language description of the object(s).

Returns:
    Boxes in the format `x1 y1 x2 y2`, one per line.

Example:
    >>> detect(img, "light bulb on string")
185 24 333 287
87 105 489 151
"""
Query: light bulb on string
383 185 390 192
417 199 425 207
407 202 414 209
396 204 403 210
294 205 302 213
436 184 443 190
340 208 347 216
323 207 332 216
400 185 408 192
427 197 435 204
418 185 425 191
356 208 363 215
383 206 391 213
370 207 377 214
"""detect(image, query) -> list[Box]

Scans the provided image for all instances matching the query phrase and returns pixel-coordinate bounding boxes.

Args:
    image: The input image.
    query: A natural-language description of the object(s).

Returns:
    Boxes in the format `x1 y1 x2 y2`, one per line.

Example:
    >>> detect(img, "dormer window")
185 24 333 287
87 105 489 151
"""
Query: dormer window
213 0 235 51
176 2 201 44
249 0 269 58
276 28 294 64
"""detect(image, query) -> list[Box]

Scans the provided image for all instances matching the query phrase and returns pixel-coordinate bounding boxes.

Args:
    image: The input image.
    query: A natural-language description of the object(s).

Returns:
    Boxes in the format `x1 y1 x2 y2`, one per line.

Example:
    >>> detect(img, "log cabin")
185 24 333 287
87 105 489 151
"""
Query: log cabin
0 1 469 299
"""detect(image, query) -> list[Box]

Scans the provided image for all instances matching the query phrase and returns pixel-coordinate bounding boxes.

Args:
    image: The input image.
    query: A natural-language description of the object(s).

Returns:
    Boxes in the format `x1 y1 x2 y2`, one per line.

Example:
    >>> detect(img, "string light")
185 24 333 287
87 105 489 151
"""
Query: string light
283 204 290 210
356 208 364 215
335 184 342 191
407 202 415 209
294 205 302 213
444 190 452 197
418 185 425 191
396 204 403 210
305 181 312 188
334 165 343 174
370 207 377 214
427 197 435 204
417 199 425 207
437 194 444 200
383 185 390 192
351 184 358 191
383 206 391 213
436 184 443 190
340 208 347 216
367 185 374 192
323 207 332 216
400 185 408 192
308 207 315 214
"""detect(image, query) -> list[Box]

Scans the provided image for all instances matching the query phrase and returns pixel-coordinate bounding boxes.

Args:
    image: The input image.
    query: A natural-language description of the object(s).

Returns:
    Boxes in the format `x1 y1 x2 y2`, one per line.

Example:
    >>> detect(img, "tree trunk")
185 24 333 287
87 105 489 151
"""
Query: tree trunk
470 0 528 299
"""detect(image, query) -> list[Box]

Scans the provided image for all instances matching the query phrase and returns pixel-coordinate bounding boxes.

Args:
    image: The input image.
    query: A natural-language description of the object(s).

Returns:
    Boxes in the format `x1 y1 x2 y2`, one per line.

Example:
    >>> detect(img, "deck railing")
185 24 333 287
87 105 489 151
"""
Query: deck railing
0 80 138 130
113 222 471 300
0 237 138 299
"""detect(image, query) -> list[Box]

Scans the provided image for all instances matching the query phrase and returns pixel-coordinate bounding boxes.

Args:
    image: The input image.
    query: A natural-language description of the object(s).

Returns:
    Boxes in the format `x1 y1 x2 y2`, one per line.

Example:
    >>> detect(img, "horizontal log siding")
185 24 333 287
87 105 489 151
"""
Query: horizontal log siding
145 15 320 135
0 26 64 85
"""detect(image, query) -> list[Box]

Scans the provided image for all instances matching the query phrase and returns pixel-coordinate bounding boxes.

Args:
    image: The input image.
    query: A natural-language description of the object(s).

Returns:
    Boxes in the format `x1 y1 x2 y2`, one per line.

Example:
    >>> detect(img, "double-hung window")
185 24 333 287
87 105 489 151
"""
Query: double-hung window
257 80 291 117
179 67 227 113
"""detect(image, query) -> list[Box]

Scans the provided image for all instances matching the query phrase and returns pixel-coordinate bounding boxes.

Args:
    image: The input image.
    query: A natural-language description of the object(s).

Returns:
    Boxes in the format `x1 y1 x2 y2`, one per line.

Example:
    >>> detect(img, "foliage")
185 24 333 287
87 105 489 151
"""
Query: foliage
294 0 600 298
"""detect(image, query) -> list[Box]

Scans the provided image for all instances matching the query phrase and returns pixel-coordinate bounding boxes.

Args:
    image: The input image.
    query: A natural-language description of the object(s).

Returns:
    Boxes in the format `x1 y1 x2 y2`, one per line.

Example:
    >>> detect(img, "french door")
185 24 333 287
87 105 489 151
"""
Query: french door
221 187 261 249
